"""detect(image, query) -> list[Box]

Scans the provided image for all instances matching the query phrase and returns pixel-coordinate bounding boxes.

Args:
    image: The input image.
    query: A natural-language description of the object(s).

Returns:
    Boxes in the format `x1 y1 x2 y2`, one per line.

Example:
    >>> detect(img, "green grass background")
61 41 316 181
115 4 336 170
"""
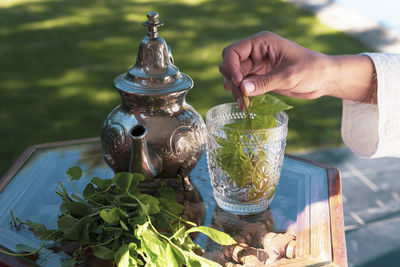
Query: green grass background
0 0 371 175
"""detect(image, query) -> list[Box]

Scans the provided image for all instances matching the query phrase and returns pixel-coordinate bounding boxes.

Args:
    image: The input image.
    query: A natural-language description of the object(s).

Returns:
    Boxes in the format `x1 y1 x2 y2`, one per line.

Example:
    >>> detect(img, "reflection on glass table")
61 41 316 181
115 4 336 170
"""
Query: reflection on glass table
0 138 347 267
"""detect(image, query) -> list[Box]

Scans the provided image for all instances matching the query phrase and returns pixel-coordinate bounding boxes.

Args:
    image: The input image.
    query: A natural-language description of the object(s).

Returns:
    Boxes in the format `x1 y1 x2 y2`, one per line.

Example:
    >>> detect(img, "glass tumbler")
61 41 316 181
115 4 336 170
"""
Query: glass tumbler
206 103 288 215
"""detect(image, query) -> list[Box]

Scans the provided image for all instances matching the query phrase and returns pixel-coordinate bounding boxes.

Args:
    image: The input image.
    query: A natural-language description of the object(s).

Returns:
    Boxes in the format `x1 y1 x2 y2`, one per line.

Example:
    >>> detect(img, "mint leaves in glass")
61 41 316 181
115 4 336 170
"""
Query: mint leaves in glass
206 94 291 215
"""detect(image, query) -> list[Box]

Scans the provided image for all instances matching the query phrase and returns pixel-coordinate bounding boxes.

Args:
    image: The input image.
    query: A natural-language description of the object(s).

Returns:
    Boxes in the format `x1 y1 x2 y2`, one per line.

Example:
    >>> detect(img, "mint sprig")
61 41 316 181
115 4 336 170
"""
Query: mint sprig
216 94 292 200
7 167 236 267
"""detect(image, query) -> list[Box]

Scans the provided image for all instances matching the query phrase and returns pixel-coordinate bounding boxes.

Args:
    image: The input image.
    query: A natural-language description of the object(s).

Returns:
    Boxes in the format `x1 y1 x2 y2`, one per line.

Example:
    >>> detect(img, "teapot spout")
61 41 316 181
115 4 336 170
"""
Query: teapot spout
129 125 160 180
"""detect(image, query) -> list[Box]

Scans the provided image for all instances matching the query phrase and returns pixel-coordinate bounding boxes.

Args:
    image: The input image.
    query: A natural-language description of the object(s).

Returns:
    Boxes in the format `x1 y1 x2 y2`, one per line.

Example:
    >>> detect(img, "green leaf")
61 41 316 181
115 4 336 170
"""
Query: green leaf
224 121 248 130
227 94 290 131
57 215 77 233
136 223 179 266
62 221 81 241
117 208 130 218
64 202 92 217
89 191 115 205
155 211 173 230
139 203 150 216
136 194 160 215
111 238 122 251
59 202 68 214
114 172 145 194
129 257 139 267
131 173 145 185
249 94 292 116
15 244 37 253
23 220 60 241
66 166 83 180
181 236 202 252
24 220 48 235
129 216 147 227
120 220 129 231
185 226 237 246
171 224 186 244
91 177 113 191
184 250 222 267
100 208 120 225
92 245 115 260
83 183 96 197
70 194 84 202
170 244 186 265
114 172 134 193
159 197 184 215
91 224 102 235
129 173 146 195
128 242 137 251
114 243 130 267
80 219 91 245
62 217 92 243
127 243 141 266
252 114 278 129
157 186 176 200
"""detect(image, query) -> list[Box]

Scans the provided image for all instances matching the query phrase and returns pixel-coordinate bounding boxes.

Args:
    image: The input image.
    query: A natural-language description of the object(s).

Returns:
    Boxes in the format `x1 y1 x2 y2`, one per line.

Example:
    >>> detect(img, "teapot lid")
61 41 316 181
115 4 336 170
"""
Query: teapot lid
114 12 193 95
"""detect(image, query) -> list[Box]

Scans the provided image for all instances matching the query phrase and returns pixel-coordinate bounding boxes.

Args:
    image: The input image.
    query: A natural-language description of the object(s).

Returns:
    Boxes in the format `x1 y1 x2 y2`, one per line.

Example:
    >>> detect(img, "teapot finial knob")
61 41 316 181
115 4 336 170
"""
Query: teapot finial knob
143 12 164 38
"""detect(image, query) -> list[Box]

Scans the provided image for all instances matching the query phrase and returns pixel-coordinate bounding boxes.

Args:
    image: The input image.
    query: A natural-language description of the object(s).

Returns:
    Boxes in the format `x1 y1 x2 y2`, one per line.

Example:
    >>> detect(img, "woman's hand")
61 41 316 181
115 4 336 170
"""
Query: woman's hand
219 31 376 108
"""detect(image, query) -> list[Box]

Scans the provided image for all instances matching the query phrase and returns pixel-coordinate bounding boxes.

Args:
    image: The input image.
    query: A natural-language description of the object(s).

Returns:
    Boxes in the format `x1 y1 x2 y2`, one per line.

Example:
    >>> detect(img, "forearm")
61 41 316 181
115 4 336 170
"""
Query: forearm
325 55 376 103
341 53 400 158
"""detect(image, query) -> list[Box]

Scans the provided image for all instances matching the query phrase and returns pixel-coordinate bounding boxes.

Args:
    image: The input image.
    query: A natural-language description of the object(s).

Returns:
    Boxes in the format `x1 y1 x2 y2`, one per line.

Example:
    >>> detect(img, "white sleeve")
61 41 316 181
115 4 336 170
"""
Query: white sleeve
341 53 400 158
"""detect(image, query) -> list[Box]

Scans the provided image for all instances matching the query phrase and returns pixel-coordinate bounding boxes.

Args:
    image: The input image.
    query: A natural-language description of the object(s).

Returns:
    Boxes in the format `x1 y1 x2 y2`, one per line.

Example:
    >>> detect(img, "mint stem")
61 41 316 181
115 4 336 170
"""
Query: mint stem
241 94 253 130
0 231 58 257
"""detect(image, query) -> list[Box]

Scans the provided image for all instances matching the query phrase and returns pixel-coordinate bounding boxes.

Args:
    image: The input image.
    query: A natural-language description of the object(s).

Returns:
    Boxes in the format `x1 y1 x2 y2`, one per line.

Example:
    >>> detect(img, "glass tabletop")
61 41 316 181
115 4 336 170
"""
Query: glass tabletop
0 139 342 266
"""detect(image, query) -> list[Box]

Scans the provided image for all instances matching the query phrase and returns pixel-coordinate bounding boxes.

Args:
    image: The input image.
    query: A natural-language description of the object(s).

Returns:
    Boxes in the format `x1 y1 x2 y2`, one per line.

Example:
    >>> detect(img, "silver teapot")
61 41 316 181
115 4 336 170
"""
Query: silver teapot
101 12 206 191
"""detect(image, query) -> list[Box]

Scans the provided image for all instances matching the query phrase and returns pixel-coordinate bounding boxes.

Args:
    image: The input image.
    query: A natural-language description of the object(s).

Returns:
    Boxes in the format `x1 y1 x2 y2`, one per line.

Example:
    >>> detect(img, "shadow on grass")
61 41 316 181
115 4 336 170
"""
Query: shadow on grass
0 0 371 175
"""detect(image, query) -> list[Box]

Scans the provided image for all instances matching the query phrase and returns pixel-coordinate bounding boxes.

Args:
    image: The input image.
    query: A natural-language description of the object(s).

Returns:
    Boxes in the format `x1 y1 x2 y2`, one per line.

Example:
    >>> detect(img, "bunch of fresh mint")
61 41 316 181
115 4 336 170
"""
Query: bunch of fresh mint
215 94 292 200
10 167 236 267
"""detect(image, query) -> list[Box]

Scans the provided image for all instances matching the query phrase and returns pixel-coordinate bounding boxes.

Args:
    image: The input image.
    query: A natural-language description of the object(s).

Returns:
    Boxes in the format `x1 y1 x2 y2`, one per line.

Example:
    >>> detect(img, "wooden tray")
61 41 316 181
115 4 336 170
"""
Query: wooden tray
0 138 347 266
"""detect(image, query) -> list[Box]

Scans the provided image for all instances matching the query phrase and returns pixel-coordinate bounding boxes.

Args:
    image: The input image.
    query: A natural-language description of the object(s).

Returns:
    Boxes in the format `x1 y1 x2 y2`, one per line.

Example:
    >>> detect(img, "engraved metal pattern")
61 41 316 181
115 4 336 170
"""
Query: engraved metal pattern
101 12 206 189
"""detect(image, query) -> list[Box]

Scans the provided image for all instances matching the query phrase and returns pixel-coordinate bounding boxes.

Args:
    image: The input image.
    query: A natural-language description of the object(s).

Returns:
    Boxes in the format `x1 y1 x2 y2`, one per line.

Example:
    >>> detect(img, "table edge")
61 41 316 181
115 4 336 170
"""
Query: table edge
0 137 100 193
285 154 348 267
